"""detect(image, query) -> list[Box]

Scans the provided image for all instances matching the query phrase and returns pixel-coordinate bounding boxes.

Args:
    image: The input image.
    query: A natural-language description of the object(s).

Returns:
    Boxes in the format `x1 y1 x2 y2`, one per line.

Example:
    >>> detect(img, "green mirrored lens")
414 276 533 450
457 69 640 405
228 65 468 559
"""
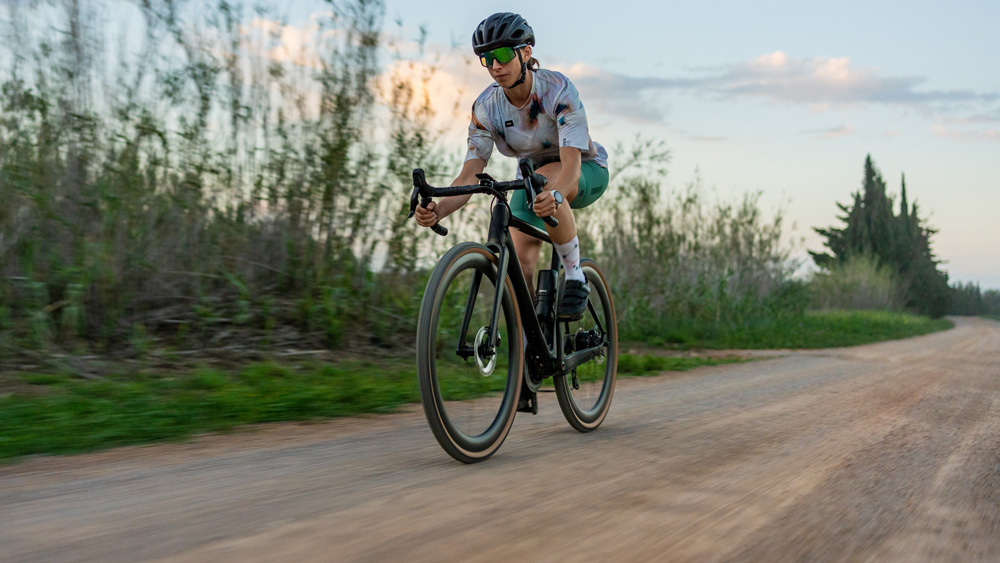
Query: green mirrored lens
493 47 517 64
479 46 518 67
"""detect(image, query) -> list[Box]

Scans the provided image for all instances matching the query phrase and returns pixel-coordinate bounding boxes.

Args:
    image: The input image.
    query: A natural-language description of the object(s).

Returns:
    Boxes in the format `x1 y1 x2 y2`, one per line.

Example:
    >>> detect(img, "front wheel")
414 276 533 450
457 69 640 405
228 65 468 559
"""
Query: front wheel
554 259 618 432
416 242 523 463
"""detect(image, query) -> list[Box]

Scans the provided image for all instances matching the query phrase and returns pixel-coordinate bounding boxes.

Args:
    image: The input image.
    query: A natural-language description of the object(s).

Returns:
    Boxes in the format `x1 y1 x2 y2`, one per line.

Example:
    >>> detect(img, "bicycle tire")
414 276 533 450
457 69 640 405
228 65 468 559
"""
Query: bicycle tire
416 242 524 463
554 258 618 432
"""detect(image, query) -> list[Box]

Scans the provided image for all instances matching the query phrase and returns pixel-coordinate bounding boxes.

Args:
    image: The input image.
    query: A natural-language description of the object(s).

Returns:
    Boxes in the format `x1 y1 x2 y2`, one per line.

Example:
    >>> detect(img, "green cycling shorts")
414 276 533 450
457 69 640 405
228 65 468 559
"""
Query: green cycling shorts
510 160 610 230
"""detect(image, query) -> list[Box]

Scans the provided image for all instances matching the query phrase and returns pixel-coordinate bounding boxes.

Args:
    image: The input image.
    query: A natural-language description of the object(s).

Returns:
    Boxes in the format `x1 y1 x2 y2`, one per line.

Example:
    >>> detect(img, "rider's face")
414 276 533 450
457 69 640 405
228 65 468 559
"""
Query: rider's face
487 46 530 88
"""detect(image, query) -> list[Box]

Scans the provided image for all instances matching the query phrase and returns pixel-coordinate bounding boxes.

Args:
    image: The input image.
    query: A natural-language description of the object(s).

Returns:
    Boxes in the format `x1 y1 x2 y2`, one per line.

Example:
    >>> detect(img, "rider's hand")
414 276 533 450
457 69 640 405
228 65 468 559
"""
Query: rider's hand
415 200 439 228
533 190 560 218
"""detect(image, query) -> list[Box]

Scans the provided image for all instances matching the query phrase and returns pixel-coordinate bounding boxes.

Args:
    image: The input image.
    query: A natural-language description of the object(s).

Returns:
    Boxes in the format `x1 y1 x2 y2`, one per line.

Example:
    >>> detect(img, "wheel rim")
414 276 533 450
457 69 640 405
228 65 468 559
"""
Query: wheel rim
561 263 616 421
427 249 520 453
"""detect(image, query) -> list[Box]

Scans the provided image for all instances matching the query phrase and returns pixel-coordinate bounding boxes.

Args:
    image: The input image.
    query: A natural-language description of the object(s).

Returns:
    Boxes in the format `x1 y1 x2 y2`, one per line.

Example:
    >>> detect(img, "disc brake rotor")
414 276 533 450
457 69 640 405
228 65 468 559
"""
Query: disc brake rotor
474 326 497 376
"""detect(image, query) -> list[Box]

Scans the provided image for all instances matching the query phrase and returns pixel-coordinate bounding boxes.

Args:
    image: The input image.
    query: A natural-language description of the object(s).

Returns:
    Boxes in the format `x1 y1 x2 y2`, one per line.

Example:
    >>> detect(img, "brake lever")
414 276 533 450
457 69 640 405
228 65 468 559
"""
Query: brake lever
518 158 558 228
410 169 448 236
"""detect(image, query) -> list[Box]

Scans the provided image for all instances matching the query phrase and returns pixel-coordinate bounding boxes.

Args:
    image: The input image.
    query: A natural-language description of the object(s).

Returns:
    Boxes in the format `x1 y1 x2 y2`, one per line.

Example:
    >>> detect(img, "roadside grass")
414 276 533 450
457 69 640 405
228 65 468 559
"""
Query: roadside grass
0 354 734 462
617 355 745 375
0 310 953 462
649 310 954 349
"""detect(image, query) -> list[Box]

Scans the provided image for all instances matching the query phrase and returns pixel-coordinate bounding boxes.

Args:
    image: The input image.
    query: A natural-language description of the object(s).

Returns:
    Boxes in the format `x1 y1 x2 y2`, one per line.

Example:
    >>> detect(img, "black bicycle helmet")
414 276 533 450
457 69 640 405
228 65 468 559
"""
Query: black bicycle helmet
472 12 535 55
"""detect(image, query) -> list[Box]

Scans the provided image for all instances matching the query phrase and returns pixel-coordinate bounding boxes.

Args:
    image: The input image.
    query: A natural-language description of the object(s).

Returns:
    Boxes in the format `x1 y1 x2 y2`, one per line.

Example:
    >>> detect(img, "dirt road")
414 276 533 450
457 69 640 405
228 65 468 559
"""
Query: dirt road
2 317 998 562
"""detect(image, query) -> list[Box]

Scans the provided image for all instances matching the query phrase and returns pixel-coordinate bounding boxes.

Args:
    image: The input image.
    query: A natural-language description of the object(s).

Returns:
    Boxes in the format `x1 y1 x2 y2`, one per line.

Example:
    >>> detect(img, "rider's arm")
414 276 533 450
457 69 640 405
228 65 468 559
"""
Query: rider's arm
414 158 486 228
533 146 581 217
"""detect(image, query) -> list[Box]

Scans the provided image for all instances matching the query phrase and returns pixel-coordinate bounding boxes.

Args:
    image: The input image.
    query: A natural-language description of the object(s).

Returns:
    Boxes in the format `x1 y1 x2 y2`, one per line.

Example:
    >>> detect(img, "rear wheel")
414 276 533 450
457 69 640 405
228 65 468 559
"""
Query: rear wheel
416 242 523 463
554 259 617 432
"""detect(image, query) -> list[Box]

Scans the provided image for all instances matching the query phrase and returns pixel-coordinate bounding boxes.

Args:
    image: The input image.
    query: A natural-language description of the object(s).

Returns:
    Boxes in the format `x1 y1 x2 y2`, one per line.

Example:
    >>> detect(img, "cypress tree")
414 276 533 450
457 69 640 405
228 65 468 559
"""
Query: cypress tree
812 155 950 317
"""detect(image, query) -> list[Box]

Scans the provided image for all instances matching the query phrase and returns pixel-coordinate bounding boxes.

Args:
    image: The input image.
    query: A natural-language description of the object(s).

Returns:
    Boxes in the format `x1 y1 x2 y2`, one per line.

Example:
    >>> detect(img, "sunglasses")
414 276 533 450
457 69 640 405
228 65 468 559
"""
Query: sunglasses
479 45 525 68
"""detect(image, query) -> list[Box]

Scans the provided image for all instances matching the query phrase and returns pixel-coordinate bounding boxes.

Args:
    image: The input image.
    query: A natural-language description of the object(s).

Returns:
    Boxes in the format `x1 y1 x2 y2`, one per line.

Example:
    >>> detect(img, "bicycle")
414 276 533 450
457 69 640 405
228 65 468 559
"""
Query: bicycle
407 158 618 463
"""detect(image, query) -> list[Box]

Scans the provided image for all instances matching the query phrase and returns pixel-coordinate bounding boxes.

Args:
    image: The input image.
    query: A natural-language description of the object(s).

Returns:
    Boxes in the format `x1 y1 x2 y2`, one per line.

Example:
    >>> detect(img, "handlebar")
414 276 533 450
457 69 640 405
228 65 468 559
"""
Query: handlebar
407 158 557 236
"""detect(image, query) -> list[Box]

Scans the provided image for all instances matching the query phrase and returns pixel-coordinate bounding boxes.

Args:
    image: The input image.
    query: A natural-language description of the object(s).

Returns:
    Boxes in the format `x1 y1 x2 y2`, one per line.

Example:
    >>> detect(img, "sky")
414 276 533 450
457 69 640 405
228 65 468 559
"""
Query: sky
276 1 996 288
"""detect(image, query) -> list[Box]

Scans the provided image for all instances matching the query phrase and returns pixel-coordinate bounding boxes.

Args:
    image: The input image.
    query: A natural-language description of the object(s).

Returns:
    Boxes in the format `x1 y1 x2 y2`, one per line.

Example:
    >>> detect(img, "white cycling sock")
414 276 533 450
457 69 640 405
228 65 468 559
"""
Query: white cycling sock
554 237 585 283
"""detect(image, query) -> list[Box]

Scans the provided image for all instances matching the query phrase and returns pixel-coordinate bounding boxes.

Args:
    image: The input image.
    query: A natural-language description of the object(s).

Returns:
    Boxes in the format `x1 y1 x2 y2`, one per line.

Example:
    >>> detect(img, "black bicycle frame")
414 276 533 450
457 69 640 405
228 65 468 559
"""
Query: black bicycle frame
472 200 605 380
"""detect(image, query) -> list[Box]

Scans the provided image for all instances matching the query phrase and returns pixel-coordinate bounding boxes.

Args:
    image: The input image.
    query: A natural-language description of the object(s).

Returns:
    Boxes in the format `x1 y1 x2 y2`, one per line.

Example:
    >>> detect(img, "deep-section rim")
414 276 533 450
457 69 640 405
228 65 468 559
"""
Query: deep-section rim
416 242 523 463
554 258 617 432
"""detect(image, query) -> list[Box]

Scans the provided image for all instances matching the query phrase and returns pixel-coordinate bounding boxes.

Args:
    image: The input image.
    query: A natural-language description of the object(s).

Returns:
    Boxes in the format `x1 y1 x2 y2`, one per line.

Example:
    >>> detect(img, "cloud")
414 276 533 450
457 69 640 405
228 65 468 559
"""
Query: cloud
802 124 855 140
244 17 324 69
550 62 685 124
932 125 1000 143
558 52 999 127
685 135 728 143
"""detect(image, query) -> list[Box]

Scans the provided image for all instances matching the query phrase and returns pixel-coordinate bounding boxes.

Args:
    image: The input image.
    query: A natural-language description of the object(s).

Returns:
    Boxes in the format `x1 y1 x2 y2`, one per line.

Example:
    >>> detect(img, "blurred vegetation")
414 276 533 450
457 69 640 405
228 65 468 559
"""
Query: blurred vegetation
949 282 1000 317
0 0 471 359
577 140 809 346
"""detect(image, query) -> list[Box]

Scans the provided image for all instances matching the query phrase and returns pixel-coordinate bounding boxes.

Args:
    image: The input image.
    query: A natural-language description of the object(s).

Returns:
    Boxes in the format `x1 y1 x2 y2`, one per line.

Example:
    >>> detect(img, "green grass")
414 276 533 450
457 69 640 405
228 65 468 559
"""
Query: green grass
0 353 735 462
617 355 744 375
0 310 954 462
982 315 1000 322
0 360 420 461
659 310 954 350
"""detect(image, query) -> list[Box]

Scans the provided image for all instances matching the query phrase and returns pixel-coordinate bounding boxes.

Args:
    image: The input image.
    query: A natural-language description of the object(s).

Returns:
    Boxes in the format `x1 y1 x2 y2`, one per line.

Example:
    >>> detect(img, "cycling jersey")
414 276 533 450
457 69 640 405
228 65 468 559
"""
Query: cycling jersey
465 69 608 170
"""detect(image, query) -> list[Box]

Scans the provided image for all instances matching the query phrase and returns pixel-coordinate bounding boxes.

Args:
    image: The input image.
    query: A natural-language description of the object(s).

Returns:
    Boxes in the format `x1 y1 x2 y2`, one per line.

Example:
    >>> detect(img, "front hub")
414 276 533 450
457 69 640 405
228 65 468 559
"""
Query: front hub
474 326 498 376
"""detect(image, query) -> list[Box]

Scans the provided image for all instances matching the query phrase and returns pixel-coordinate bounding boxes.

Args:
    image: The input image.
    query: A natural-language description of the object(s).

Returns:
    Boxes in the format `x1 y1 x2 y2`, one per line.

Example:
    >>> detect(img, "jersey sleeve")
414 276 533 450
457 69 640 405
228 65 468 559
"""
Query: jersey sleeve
465 102 494 163
553 79 592 152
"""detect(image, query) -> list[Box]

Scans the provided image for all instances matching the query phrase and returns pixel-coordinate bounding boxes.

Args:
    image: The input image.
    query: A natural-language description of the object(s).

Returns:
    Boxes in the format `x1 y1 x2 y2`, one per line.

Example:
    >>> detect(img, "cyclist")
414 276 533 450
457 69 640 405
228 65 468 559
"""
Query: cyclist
414 11 609 321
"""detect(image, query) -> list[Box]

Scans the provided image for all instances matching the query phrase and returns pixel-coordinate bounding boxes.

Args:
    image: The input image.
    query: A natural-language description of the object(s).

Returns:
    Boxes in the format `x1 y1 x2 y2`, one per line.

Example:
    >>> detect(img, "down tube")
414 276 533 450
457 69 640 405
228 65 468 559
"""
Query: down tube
486 245 510 351
502 239 547 360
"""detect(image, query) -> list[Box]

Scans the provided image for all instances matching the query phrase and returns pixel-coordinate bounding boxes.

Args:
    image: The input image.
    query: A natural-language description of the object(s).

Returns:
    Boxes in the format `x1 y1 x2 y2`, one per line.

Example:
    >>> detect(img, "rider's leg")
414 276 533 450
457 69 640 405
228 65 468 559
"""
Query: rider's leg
534 161 579 246
534 161 589 318
511 228 543 298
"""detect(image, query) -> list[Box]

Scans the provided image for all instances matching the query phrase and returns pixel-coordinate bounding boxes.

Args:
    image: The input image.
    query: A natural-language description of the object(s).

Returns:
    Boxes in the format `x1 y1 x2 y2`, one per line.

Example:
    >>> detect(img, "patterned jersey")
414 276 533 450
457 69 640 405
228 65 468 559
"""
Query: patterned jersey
465 69 608 169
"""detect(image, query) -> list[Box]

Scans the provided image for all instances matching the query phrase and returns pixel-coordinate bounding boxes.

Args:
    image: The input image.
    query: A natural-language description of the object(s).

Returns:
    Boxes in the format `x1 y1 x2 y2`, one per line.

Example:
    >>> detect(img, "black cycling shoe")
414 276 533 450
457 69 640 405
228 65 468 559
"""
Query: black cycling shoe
558 279 590 321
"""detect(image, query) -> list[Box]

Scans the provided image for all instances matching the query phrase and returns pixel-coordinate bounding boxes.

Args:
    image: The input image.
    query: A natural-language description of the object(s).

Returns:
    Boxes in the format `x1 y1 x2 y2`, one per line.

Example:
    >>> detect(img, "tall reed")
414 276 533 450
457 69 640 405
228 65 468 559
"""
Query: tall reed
0 0 456 354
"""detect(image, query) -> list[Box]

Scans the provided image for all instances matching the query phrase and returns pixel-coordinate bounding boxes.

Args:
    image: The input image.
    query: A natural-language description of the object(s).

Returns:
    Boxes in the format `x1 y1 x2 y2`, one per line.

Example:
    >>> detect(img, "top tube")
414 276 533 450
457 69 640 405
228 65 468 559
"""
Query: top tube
509 215 551 243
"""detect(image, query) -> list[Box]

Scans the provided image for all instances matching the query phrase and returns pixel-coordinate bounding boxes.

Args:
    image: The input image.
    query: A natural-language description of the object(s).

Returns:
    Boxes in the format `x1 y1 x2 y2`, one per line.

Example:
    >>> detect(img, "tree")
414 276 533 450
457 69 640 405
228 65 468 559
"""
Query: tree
811 155 950 317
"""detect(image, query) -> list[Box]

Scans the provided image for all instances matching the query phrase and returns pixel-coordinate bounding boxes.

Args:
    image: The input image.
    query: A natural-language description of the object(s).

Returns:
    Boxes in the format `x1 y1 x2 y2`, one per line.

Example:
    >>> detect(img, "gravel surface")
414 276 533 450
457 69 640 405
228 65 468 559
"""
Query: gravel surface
2 317 998 562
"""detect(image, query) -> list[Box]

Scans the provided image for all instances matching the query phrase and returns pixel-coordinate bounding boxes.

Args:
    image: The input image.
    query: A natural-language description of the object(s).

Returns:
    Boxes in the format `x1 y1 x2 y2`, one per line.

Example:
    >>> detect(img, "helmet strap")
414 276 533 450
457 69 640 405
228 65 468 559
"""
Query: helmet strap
510 49 528 88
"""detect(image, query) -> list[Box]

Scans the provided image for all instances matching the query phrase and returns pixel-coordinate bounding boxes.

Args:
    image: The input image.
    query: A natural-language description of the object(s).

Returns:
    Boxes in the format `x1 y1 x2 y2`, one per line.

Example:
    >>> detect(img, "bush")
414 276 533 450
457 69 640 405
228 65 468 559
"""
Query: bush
579 154 804 343
809 254 906 311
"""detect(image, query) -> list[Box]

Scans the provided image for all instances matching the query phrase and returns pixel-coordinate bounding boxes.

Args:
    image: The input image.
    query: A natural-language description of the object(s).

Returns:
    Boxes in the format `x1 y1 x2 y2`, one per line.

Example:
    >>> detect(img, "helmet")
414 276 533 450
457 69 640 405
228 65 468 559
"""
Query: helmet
472 12 535 55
